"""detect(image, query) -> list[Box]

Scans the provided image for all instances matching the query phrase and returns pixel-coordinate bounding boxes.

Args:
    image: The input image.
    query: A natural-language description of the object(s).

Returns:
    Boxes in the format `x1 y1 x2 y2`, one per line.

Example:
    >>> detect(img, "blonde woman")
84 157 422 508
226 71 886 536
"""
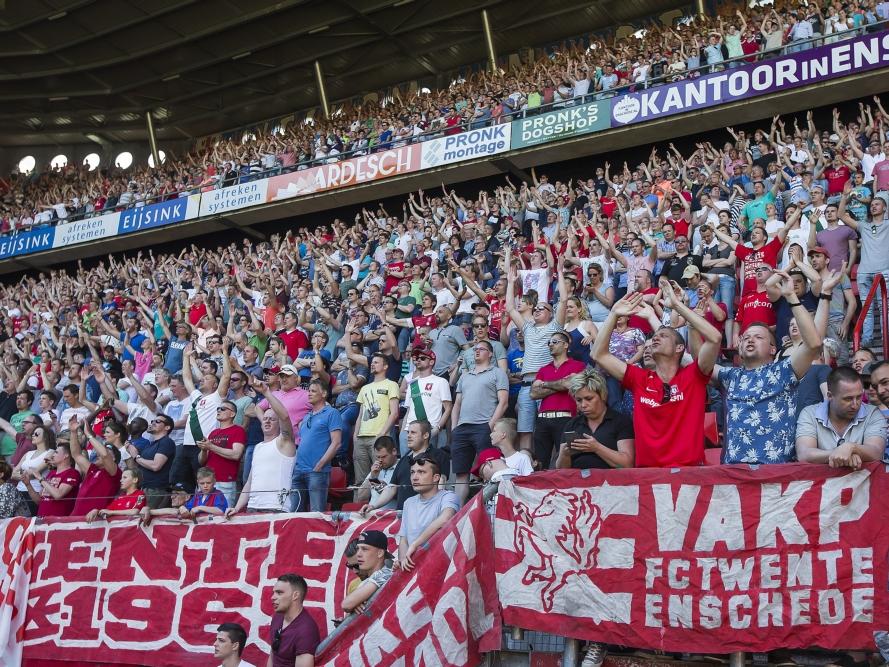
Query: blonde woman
563 296 598 366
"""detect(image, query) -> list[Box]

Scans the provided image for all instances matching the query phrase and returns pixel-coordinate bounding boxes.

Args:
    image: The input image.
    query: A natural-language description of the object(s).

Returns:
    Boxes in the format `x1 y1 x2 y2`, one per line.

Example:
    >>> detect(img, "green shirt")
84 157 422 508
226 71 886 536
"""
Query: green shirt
1 410 35 456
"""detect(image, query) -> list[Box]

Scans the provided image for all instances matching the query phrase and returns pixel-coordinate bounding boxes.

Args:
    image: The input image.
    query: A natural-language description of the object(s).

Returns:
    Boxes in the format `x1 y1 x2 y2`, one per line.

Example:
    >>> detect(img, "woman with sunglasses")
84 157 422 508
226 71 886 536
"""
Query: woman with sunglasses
563 296 598 366
12 422 56 516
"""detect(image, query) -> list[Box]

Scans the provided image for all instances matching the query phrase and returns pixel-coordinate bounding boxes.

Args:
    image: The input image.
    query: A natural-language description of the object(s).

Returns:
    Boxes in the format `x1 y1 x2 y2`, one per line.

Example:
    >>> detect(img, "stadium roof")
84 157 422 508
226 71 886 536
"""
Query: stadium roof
0 0 689 147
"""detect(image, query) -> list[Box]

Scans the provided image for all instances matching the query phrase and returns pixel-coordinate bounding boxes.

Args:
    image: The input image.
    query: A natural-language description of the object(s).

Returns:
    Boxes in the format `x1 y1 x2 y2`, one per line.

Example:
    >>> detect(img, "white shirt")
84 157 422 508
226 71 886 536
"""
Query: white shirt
183 390 222 446
504 450 534 476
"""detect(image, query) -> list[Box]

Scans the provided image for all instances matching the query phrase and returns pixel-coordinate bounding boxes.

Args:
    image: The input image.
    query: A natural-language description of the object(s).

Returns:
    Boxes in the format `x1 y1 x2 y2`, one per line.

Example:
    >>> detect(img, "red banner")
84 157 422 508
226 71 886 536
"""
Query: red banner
316 495 501 666
266 145 420 202
494 463 889 653
23 511 401 667
7 498 498 667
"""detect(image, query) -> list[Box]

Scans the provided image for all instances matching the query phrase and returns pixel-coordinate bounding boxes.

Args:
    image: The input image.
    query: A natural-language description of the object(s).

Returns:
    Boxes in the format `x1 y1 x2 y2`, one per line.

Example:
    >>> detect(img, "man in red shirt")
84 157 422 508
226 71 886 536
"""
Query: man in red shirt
25 444 81 517
734 264 777 344
277 311 310 361
68 415 122 517
198 399 246 507
715 225 788 296
592 281 722 468
84 468 146 523
530 331 586 468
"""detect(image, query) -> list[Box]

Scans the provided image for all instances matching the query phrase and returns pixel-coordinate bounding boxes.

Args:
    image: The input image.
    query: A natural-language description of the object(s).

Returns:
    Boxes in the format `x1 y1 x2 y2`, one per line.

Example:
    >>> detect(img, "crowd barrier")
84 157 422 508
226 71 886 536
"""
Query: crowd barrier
2 28 889 264
1 463 886 667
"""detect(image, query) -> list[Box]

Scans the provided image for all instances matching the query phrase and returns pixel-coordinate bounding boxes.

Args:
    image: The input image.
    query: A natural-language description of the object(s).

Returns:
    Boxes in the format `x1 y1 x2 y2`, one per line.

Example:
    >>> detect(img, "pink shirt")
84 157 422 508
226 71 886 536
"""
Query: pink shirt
258 388 311 444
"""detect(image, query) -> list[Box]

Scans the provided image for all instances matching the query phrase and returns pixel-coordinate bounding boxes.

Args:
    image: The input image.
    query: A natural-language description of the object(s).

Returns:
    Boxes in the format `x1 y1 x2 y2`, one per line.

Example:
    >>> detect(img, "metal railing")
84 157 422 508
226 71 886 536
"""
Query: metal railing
853 271 888 359
2 20 886 240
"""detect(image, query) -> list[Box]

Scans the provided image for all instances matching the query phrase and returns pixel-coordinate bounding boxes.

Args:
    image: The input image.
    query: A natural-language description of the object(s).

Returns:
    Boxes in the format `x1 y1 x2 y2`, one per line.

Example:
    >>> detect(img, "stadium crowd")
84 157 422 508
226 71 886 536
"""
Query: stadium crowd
1 46 889 667
2 0 887 236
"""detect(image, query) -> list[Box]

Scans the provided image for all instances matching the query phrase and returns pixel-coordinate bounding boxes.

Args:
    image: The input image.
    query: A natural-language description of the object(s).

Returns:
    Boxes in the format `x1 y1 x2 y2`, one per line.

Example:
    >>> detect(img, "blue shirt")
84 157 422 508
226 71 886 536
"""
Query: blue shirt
296 404 343 472
164 336 188 374
120 331 146 362
186 489 228 512
296 348 332 378
719 358 799 464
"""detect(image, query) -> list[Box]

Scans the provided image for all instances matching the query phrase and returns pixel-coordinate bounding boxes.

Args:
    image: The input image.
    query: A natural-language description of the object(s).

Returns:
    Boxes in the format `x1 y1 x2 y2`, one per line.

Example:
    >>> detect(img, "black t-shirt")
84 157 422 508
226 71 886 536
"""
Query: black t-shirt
773 290 818 345
559 410 634 470
662 253 704 286
393 447 451 509
796 363 831 419
136 435 176 489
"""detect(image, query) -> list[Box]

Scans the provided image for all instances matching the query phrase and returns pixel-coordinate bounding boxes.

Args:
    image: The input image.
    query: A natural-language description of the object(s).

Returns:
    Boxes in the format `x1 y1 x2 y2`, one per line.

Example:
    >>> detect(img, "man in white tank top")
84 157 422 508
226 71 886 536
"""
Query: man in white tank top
225 380 295 515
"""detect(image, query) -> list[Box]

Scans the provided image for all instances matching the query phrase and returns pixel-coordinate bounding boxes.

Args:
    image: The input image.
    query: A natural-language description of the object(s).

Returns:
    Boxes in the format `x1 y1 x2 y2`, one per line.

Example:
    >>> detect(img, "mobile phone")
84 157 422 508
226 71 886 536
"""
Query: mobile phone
563 431 578 449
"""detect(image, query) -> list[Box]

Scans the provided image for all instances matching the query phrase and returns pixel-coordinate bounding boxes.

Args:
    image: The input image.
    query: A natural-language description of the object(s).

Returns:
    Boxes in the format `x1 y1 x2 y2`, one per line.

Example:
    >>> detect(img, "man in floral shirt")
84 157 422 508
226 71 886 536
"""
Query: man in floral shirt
716 271 838 464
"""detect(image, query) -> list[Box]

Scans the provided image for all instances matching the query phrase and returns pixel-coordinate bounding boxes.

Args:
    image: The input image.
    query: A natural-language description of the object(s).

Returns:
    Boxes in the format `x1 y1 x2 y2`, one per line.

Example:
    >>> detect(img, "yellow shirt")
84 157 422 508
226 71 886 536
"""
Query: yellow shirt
356 379 400 437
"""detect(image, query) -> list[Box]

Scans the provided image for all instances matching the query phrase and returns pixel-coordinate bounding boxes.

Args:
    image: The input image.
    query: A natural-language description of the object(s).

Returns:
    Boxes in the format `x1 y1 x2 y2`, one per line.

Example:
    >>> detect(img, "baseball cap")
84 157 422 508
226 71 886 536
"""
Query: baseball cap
357 530 391 554
471 301 491 311
171 483 190 495
681 265 701 279
411 347 436 362
471 447 504 476
277 364 299 376
807 246 830 259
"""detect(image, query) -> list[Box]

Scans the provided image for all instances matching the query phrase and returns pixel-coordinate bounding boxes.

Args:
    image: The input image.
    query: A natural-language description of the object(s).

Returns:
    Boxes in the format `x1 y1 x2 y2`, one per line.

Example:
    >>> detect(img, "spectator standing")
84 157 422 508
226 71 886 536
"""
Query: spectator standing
25 443 80 517
69 415 122 516
592 284 722 467
450 340 509 504
129 414 176 509
256 364 311 437
198 400 246 506
173 342 232 491
839 192 889 346
228 380 295 515
505 251 568 451
267 574 320 667
353 353 400 494
399 348 451 455
398 456 459 571
796 367 887 467
530 331 586 468
292 379 342 512
718 273 828 464
0 461 28 518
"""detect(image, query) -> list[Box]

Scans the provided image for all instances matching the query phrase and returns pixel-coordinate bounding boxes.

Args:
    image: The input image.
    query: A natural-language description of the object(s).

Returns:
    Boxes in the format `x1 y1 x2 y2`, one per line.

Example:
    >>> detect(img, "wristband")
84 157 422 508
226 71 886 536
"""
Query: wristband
818 294 832 301
787 301 803 308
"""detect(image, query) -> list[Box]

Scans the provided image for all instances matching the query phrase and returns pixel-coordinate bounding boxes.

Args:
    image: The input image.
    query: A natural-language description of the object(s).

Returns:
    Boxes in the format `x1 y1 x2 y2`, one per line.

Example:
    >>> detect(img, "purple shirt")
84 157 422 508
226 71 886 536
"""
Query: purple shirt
815 225 858 272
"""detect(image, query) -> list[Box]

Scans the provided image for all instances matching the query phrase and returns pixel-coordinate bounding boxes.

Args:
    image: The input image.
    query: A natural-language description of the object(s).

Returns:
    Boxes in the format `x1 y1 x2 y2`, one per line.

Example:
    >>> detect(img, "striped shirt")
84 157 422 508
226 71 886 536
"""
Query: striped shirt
520 320 563 377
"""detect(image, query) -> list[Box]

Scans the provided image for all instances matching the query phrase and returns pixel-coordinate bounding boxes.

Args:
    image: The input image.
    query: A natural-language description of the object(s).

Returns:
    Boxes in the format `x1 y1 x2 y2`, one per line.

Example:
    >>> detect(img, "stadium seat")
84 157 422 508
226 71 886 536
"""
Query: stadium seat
704 448 723 466
328 467 350 504
703 412 719 447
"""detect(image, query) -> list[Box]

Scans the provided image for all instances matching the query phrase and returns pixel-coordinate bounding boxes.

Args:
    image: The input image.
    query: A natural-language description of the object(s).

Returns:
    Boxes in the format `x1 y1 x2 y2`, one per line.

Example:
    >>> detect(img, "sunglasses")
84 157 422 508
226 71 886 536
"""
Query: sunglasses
272 627 282 653
660 382 672 405
472 323 488 328
346 563 361 571
533 306 551 313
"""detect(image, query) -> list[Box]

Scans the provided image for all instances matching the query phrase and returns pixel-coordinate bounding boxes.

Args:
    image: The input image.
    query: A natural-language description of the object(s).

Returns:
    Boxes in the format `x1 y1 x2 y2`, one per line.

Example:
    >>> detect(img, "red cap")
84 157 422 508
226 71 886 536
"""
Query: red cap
807 246 830 259
411 347 436 362
471 447 504 476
